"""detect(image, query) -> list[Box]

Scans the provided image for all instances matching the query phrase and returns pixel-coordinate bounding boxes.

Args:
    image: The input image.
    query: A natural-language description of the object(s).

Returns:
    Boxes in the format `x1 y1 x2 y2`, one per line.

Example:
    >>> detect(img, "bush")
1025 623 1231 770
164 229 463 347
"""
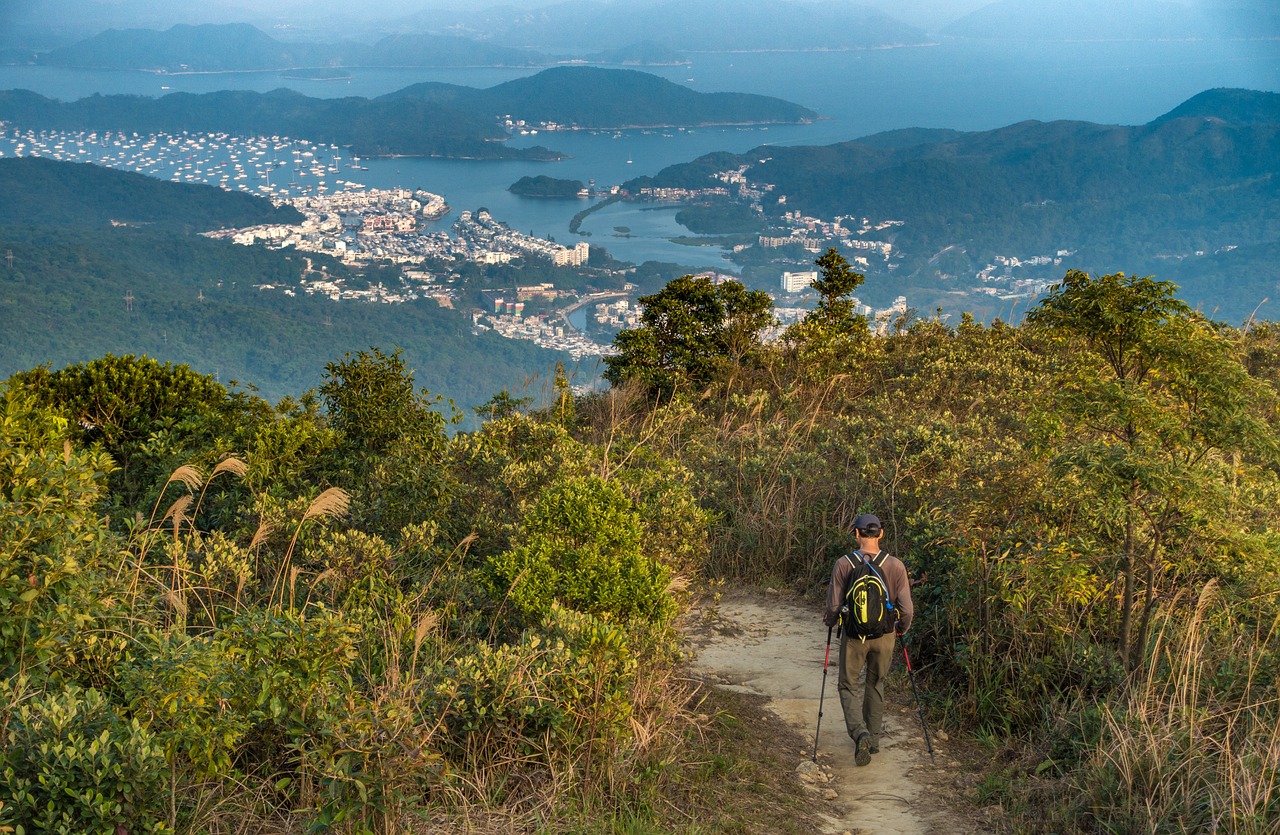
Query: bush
489 475 673 629
434 605 638 776
0 680 172 834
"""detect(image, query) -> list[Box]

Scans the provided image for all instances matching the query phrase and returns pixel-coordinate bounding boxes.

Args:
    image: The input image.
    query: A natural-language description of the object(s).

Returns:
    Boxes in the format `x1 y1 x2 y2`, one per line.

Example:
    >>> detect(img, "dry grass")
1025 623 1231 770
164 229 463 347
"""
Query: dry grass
1073 584 1280 832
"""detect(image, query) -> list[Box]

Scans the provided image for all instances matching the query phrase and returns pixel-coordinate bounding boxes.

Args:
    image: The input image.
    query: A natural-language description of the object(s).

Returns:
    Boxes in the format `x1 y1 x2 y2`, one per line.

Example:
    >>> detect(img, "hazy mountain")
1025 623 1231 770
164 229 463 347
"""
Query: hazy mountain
397 0 928 52
39 23 352 71
366 34 549 67
33 23 551 71
1155 87 1280 124
943 0 1256 40
857 0 994 30
1 0 256 47
381 67 819 128
583 41 689 66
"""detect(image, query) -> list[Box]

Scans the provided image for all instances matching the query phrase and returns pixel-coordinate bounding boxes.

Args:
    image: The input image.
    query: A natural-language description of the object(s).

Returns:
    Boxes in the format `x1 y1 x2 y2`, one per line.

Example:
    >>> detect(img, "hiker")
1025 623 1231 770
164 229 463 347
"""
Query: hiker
822 513 914 767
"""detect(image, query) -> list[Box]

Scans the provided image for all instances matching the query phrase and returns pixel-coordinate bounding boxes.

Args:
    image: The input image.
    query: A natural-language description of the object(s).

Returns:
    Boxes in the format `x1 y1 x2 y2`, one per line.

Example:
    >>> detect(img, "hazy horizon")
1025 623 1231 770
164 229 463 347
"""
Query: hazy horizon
4 0 1274 43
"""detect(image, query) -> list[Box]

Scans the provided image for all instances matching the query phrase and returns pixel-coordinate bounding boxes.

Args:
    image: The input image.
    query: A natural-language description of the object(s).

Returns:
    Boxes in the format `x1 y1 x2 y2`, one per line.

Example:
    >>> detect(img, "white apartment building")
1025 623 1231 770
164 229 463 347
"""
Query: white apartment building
781 270 818 293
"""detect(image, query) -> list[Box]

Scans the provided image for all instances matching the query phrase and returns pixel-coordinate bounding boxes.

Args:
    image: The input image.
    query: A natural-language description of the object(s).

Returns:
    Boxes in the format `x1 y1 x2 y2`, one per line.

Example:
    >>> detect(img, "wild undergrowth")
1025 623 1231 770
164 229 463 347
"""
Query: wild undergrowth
6 263 1280 831
0 352 730 833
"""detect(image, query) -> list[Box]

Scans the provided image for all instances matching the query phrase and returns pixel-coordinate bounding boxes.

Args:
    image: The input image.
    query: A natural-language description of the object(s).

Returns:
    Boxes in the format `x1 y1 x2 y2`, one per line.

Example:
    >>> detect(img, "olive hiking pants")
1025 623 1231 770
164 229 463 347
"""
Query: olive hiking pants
837 630 896 745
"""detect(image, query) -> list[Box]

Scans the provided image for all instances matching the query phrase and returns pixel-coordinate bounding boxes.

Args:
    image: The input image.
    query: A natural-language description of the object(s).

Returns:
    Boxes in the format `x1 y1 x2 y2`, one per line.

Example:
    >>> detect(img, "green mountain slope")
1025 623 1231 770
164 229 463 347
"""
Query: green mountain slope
0 156 302 229
0 159 565 411
383 66 818 128
629 88 1280 321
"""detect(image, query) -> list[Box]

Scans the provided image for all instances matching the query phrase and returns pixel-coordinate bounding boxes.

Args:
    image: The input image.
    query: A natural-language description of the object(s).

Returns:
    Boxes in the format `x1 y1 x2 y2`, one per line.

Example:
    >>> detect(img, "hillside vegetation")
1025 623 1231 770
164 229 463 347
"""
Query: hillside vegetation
630 88 1280 322
4 251 1280 831
382 67 818 129
0 158 566 414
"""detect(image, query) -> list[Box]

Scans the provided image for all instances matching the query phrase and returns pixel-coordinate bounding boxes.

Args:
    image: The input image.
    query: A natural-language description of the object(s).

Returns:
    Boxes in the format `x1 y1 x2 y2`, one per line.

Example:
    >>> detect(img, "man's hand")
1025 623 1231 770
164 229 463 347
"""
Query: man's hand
894 620 906 635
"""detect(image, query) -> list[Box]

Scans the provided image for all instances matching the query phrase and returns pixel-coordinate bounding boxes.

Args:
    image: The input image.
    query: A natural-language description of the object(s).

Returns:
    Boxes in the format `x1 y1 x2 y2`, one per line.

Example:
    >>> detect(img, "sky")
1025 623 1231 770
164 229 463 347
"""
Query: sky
0 0 1196 31
2 0 1271 46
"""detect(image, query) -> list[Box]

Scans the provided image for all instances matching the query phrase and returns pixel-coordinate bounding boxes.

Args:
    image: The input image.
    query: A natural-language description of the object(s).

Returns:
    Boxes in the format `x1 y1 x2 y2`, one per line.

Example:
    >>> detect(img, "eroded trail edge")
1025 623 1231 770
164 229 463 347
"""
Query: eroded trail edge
686 591 997 835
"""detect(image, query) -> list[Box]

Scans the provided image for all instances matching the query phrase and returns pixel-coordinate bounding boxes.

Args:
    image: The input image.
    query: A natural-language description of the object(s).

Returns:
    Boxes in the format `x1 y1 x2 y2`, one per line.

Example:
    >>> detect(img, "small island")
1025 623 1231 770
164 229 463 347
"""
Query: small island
509 175 587 198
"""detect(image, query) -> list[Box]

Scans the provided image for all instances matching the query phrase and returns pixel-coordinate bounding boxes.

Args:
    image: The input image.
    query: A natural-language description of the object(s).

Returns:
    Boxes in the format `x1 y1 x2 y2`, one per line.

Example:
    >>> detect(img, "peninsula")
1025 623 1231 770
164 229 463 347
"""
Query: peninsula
0 67 816 161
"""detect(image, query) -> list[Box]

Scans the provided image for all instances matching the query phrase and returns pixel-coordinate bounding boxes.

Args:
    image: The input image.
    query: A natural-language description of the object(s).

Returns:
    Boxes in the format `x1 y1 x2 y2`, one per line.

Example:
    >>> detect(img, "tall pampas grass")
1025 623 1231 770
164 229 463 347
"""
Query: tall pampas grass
147 464 204 528
271 487 350 608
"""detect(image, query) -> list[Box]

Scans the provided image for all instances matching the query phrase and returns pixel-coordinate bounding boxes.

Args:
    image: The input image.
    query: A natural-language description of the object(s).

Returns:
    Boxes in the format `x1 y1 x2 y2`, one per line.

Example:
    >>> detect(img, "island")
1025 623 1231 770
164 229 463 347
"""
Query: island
0 87 566 161
509 175 588 198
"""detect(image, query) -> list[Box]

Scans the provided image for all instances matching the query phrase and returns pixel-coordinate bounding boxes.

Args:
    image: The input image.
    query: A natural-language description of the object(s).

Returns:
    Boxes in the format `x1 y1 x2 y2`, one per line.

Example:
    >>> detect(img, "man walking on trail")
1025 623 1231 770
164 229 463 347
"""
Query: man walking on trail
823 513 914 767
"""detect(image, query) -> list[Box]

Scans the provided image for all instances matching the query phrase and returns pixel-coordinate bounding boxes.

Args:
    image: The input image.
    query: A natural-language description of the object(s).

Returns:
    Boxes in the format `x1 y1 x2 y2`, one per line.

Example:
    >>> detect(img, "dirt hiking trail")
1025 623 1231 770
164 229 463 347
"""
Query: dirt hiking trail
688 591 999 835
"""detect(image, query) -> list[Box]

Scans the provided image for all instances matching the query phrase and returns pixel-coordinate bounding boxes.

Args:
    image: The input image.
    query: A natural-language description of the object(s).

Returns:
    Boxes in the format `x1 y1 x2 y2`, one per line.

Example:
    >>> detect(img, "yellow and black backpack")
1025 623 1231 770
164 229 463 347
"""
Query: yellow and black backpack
839 550 895 639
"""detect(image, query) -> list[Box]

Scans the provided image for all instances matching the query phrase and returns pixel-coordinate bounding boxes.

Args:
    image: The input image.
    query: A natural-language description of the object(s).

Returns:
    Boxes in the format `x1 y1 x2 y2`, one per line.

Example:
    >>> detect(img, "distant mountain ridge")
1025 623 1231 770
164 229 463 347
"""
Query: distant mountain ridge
630 88 1280 322
35 23 550 71
23 23 693 73
0 68 815 158
1154 88 1280 125
382 67 819 129
396 0 928 52
943 0 1276 40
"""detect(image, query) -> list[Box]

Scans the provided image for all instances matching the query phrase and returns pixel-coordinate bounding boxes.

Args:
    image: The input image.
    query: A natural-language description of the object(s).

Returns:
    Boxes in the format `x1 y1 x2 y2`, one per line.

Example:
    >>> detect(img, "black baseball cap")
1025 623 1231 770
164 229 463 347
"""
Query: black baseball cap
854 513 882 532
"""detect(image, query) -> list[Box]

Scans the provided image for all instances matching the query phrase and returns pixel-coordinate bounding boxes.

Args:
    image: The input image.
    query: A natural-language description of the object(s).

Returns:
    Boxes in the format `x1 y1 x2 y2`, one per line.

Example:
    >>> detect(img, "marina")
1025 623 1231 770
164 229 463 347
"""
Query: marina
0 125 370 201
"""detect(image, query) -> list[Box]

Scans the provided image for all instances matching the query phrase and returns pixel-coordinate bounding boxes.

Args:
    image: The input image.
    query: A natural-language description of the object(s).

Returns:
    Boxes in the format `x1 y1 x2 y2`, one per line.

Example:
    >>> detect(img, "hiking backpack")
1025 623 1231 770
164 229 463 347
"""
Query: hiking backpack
840 551 895 639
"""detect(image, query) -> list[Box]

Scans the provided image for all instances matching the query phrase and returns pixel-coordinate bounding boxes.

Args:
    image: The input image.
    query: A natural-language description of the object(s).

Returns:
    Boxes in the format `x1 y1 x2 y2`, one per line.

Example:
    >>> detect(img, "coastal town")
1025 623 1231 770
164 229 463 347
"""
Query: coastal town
0 123 1068 357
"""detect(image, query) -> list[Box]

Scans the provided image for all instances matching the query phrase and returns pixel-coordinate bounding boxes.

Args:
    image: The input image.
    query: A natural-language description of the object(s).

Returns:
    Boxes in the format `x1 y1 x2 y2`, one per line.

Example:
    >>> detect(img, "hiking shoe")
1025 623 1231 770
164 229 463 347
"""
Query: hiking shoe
868 743 880 755
854 733 871 767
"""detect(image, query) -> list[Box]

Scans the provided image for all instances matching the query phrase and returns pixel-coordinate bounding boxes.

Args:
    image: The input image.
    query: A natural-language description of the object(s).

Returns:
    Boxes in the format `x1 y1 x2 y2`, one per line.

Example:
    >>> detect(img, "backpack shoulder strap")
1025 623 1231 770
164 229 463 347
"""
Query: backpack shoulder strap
863 551 893 593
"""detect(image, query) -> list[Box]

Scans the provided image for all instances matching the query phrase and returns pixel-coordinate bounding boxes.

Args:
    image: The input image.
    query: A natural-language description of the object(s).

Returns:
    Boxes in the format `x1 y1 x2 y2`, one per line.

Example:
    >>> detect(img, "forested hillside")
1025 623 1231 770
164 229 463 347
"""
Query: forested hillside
0 158 567 414
629 88 1280 322
0 156 302 228
3 252 1278 831
381 66 819 128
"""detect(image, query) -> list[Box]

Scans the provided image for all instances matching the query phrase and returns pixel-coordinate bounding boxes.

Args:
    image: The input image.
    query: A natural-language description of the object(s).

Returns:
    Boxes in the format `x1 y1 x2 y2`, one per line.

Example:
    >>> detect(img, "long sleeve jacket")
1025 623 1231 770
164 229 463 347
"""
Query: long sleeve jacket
823 550 914 633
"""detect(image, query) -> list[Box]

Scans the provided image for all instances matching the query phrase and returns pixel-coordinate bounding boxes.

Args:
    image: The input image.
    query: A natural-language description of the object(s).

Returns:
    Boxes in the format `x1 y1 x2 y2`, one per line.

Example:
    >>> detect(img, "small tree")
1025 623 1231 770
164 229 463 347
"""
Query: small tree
1027 270 1277 669
785 248 870 352
603 275 775 397
810 247 865 331
319 348 452 536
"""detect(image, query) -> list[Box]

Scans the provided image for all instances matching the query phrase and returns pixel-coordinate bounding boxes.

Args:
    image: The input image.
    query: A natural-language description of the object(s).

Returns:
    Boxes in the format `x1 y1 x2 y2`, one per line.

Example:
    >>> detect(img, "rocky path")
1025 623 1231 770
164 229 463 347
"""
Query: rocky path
687 592 997 835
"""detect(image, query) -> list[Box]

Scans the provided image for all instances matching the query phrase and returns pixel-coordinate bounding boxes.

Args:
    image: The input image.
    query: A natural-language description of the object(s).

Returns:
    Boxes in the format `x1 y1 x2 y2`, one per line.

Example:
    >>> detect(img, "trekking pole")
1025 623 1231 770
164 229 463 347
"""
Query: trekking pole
813 624 834 761
901 642 936 764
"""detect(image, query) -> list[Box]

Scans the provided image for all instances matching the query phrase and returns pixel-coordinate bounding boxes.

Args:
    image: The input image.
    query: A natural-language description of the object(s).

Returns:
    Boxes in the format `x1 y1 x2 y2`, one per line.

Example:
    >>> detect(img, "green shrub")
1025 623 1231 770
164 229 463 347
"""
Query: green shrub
489 475 673 628
434 605 637 771
0 388 129 685
0 680 171 834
